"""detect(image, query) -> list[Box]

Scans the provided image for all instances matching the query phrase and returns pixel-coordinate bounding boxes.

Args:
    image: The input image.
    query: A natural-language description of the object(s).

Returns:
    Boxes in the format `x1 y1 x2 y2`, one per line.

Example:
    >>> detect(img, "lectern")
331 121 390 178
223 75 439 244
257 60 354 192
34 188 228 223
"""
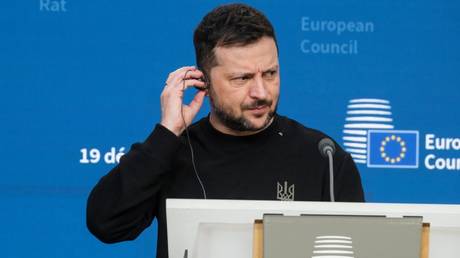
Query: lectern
167 199 460 258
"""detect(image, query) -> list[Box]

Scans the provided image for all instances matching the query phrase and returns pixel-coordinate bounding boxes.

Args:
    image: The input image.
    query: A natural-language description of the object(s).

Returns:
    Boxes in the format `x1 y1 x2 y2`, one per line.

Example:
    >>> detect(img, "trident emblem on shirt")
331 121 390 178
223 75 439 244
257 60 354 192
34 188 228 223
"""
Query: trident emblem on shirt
277 181 295 201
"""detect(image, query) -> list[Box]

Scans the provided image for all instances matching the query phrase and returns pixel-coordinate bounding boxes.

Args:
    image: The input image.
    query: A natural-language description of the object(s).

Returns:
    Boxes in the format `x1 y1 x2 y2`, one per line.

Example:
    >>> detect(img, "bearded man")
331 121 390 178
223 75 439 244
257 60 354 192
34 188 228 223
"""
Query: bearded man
87 3 364 258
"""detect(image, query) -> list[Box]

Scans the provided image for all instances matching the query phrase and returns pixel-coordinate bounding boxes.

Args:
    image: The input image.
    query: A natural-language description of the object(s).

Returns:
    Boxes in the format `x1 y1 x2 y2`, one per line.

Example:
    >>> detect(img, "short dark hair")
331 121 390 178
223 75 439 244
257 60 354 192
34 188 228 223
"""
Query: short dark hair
193 3 277 78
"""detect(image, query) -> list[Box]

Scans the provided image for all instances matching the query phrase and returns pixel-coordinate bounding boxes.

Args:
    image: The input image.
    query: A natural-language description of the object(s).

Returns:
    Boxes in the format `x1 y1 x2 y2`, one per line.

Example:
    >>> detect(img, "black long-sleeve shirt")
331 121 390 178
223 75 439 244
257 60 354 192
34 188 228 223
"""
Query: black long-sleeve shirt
86 114 365 258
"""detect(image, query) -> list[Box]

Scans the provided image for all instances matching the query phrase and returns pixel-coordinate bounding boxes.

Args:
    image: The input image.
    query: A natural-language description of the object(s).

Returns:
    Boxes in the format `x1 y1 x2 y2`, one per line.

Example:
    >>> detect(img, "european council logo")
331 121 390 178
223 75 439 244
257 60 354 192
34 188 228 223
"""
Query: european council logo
367 130 419 168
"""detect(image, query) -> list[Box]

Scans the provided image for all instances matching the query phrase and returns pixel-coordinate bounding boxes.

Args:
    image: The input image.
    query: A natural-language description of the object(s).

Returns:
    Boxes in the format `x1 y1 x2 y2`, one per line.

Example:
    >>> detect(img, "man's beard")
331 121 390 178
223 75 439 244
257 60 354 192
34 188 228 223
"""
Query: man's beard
209 89 277 132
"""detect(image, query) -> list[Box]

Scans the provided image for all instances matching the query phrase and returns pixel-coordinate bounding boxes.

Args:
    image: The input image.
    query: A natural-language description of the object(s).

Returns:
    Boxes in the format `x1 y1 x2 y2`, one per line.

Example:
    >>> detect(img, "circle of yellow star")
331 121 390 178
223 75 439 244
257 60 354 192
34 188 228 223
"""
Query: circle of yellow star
380 134 406 164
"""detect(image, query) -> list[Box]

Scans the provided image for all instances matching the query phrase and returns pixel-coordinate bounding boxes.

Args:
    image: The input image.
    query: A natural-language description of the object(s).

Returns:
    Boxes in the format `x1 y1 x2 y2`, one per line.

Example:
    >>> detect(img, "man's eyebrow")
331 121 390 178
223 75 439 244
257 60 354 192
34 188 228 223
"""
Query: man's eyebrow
226 71 254 78
226 65 279 77
263 65 279 72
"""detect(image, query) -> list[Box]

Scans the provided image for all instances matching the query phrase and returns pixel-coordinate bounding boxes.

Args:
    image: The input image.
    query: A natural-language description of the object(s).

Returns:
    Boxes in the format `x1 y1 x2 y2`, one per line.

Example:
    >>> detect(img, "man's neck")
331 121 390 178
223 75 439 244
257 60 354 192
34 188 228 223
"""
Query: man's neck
209 112 274 136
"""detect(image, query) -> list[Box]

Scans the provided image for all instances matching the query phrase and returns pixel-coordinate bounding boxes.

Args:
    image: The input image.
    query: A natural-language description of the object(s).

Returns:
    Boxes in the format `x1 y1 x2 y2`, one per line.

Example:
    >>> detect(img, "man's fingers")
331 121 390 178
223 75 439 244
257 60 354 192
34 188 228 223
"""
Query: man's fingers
177 79 206 91
169 69 204 87
172 66 196 74
161 66 205 135
186 90 206 114
183 69 204 80
161 79 206 102
167 66 197 83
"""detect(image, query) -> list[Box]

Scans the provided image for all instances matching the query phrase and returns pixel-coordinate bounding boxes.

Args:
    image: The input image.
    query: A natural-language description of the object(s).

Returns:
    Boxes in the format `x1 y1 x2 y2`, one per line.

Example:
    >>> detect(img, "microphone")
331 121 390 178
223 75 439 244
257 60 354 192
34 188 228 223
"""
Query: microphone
318 138 336 202
319 138 336 157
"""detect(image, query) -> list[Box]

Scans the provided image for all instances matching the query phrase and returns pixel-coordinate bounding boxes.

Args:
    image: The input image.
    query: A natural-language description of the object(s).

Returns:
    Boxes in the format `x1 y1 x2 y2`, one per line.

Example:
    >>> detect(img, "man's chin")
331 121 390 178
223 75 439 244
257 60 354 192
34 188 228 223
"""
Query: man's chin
242 112 274 131
211 102 276 133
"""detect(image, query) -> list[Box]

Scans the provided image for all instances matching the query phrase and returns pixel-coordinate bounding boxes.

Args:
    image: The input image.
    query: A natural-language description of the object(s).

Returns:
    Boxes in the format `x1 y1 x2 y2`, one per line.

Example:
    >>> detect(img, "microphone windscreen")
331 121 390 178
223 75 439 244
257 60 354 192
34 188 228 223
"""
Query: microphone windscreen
318 138 336 157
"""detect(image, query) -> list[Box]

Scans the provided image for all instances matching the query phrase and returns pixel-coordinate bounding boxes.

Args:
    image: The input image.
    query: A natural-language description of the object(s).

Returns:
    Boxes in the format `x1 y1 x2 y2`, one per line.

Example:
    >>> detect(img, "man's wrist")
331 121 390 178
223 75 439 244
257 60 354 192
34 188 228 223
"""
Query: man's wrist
159 121 183 136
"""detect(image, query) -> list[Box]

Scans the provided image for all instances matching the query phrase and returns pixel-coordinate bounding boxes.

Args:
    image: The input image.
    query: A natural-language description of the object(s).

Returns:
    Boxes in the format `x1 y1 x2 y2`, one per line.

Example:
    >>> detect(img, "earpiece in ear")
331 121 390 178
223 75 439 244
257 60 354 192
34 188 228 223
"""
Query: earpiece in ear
193 77 208 91
195 72 209 91
202 73 210 90
194 67 210 91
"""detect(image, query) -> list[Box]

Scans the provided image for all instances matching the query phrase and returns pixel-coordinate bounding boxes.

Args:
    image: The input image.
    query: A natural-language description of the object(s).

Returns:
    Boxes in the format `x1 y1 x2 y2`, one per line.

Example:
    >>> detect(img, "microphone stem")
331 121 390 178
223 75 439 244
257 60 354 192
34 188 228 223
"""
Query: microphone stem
327 150 335 202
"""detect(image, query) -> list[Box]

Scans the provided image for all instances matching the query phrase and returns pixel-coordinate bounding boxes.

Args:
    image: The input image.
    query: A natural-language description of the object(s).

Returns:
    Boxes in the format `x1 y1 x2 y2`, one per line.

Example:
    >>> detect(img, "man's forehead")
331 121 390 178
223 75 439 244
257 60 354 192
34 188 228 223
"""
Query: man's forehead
212 37 278 73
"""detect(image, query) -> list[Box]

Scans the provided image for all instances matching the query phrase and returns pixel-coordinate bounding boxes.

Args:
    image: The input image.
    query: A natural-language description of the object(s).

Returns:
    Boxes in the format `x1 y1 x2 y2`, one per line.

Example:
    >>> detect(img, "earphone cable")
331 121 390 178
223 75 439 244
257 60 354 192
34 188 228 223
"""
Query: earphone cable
181 70 207 199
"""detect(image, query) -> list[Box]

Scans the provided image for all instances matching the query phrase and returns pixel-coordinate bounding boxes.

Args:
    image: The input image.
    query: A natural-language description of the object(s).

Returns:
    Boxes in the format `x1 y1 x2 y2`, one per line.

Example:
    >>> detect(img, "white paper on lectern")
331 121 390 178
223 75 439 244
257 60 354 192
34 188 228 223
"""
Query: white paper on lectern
166 199 460 258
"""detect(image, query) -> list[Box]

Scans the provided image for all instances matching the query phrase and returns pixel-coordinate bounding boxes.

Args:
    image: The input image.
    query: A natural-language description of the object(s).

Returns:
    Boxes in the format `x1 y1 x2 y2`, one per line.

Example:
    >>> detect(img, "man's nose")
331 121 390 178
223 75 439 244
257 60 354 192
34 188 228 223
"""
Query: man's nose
248 75 268 99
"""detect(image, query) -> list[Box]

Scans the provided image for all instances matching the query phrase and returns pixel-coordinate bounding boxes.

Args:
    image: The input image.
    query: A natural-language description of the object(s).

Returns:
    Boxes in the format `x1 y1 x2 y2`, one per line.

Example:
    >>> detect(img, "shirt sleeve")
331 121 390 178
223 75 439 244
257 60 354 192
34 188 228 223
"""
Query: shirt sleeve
86 124 182 243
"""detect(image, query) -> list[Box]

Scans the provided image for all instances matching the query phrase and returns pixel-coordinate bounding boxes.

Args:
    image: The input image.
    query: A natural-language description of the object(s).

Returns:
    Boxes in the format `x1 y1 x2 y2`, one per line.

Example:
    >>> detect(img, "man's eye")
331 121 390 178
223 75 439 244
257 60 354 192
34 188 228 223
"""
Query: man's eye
232 76 250 84
263 70 277 79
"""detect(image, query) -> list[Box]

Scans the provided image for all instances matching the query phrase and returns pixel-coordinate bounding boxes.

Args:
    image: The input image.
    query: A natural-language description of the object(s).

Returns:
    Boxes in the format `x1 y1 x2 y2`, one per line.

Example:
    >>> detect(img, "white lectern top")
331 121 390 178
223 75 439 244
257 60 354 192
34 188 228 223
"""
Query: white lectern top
167 199 460 258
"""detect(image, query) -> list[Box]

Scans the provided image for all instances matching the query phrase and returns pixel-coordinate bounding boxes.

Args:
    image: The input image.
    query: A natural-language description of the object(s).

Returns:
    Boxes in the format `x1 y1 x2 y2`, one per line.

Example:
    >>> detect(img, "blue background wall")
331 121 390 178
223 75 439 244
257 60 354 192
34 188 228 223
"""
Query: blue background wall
1 0 459 257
